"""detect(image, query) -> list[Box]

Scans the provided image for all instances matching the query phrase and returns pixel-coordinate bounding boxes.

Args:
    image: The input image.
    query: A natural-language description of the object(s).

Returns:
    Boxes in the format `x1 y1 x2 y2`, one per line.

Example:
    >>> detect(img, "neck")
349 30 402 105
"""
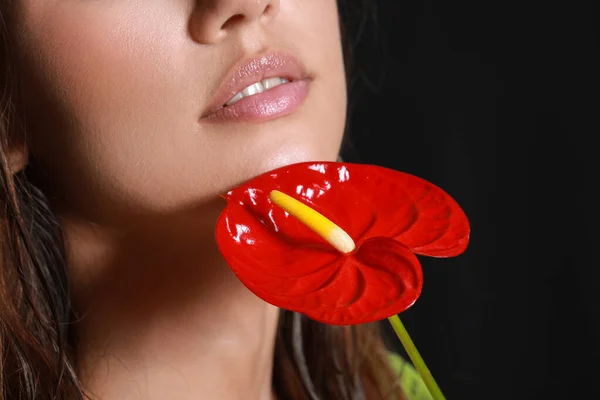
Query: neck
65 209 280 400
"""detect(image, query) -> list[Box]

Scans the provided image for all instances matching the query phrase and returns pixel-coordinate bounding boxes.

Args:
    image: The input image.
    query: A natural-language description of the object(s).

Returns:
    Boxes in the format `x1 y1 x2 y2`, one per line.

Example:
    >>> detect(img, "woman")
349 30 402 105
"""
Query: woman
0 1 428 399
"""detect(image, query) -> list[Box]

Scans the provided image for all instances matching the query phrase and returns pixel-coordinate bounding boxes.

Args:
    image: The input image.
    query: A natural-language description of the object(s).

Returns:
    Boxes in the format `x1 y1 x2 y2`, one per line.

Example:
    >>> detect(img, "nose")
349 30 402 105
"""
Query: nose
189 0 280 44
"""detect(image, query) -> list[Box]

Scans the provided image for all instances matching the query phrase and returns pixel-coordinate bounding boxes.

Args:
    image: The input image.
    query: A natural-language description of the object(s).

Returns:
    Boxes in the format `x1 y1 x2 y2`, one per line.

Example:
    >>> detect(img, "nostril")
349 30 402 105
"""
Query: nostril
260 4 278 23
221 14 245 30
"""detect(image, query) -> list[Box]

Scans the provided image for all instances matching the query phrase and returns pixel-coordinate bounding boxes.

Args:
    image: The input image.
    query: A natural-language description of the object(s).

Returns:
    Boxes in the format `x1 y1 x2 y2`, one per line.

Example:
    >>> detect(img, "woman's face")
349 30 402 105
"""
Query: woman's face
12 0 346 226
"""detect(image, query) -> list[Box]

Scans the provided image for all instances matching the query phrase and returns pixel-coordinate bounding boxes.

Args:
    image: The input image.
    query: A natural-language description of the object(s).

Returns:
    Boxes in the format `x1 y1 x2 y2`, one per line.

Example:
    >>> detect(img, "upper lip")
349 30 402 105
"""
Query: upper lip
202 51 309 117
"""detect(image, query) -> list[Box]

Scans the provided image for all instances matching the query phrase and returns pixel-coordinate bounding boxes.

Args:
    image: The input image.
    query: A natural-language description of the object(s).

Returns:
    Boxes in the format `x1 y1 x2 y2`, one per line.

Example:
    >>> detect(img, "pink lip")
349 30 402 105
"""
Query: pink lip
201 52 311 123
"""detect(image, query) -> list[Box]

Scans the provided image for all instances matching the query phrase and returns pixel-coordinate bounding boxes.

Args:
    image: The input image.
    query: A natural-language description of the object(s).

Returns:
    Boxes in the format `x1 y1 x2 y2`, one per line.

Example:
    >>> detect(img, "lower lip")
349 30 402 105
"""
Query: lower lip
202 80 310 123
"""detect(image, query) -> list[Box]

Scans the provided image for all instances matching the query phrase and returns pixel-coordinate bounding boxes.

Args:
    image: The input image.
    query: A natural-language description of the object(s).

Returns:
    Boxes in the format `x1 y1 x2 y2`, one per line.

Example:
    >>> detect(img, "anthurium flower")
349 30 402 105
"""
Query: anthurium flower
215 162 470 326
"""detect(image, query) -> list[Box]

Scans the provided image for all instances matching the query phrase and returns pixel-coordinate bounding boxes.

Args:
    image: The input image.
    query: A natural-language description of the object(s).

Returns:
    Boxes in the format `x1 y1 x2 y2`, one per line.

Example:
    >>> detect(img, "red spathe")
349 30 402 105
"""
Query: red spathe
215 162 470 325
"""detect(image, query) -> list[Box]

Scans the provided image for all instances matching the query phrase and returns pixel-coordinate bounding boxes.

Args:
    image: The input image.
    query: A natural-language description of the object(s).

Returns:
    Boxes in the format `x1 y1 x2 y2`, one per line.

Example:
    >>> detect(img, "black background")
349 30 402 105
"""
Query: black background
341 1 599 399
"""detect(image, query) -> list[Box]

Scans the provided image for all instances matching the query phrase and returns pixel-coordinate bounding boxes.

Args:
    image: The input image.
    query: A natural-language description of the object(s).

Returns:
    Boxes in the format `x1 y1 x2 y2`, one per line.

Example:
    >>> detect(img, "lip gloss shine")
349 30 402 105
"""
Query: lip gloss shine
201 52 310 123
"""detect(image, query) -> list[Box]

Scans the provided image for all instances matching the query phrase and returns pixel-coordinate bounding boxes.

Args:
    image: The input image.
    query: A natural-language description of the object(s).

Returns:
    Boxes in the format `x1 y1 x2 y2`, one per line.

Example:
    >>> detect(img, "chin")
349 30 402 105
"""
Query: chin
208 144 340 202
257 147 339 177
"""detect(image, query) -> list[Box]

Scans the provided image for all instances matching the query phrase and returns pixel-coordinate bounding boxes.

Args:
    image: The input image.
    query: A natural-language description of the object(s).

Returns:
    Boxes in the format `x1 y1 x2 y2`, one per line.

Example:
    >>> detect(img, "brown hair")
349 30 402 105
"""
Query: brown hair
0 2 405 399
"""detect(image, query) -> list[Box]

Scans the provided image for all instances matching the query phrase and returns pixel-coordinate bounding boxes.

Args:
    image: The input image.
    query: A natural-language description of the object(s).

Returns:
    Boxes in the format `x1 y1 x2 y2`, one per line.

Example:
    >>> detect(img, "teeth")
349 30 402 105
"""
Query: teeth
226 92 243 106
226 77 289 106
262 77 289 90
241 82 264 97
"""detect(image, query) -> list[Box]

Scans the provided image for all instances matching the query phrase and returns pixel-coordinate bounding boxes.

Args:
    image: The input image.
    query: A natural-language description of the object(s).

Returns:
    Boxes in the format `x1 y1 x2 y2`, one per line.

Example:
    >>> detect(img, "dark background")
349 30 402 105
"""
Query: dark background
341 1 599 399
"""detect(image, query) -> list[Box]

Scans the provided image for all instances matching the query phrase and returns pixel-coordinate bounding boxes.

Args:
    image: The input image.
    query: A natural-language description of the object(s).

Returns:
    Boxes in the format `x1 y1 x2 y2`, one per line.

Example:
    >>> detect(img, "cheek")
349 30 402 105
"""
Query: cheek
18 3 217 213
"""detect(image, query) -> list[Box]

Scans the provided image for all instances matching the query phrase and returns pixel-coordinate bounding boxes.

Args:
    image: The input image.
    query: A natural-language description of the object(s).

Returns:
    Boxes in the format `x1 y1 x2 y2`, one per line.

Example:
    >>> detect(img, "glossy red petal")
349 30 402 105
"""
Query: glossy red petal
216 201 340 297
222 163 375 248
215 161 468 325
222 162 470 257
353 164 471 257
217 209 423 324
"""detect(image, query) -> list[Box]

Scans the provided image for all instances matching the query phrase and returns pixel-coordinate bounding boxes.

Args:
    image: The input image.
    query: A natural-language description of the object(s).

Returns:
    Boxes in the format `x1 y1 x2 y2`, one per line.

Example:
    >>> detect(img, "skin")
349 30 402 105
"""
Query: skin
10 1 347 399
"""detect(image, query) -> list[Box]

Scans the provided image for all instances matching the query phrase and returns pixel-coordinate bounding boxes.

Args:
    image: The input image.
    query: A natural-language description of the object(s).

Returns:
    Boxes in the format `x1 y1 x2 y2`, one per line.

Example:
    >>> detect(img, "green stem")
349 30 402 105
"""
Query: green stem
387 315 446 400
